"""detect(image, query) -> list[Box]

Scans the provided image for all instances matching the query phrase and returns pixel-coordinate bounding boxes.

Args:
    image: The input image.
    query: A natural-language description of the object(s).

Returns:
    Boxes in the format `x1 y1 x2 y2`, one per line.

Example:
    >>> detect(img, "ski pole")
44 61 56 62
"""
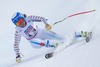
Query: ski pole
52 9 96 26
20 52 24 57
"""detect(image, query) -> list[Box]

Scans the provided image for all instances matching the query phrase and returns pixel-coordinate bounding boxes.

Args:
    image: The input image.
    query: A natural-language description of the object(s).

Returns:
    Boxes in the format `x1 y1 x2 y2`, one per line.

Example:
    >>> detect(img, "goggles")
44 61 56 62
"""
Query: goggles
16 19 24 26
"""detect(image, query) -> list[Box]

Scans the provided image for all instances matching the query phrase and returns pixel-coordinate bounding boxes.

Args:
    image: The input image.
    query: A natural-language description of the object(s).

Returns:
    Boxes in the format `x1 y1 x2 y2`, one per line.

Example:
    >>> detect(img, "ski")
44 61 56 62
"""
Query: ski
45 52 54 59
86 32 92 42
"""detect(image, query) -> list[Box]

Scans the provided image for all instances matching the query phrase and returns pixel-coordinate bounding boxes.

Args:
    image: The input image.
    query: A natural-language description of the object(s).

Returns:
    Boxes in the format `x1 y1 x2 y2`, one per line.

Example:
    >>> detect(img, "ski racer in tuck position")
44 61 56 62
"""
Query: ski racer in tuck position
11 12 91 62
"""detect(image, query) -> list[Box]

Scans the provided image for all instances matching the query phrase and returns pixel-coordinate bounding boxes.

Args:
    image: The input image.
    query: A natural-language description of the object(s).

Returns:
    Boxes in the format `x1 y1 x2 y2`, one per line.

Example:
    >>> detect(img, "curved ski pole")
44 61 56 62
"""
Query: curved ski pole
52 9 96 27
46 9 95 31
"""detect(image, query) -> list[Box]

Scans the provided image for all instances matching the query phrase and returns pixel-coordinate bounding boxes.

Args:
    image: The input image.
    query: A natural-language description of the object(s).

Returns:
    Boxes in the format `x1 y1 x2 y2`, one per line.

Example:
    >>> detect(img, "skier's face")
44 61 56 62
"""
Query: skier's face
20 21 26 28
16 19 26 28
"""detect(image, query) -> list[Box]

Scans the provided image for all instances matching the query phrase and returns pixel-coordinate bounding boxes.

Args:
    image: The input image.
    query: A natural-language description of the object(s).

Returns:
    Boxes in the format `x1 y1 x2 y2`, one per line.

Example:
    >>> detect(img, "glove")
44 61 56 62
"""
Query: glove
45 24 52 31
16 54 21 63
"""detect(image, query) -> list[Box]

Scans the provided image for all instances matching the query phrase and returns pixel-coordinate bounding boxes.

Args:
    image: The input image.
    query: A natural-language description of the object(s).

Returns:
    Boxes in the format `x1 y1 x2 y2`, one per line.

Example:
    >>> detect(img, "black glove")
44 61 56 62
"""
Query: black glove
16 54 21 63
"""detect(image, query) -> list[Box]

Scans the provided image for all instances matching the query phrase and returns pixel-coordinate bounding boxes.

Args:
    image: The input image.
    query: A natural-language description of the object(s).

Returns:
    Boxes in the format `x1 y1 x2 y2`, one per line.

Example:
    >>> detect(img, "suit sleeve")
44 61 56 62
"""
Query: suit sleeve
28 15 48 25
14 30 21 55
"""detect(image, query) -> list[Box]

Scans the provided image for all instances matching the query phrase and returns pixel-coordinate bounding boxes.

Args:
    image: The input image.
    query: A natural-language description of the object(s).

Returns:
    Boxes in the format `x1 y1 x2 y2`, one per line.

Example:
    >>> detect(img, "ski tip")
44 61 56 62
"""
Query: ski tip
45 52 53 59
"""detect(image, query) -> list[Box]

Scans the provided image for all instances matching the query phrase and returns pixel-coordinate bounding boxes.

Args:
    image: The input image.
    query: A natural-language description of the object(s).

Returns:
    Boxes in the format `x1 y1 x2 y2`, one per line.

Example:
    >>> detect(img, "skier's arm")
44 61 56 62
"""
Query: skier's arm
14 31 21 56
29 15 48 25
30 15 52 30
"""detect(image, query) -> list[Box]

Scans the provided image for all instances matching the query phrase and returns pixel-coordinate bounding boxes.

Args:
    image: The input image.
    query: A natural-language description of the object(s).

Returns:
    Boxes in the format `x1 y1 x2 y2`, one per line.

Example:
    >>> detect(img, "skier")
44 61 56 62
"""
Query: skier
11 12 91 62
11 12 66 63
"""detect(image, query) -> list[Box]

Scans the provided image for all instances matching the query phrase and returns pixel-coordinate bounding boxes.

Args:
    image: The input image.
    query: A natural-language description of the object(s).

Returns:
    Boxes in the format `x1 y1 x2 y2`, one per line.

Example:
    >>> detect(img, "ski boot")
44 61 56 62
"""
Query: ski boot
86 32 92 42
81 31 87 37
81 31 92 42
49 40 64 48
48 42 59 48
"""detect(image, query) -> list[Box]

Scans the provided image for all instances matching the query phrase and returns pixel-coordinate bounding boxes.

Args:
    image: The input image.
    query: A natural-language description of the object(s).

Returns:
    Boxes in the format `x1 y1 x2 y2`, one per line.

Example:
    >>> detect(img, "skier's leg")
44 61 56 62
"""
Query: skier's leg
75 31 92 42
30 28 65 49
36 28 65 41
75 31 87 38
41 29 65 46
29 38 61 49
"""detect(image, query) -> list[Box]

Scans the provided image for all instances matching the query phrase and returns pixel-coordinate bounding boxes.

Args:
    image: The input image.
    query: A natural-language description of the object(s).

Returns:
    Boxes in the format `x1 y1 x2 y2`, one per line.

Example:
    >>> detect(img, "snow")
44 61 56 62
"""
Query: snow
0 0 100 67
